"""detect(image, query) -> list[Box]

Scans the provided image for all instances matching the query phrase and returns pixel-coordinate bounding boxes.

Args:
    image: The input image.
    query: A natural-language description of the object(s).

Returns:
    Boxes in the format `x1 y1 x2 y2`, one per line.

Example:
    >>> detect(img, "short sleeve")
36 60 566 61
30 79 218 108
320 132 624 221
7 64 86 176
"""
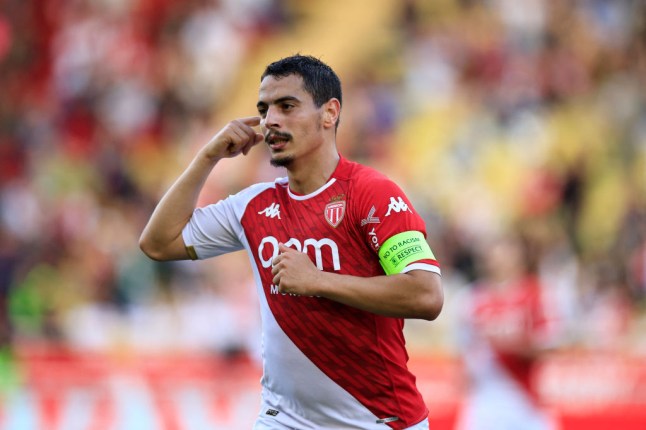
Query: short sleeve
182 197 245 259
353 174 440 276
182 182 277 259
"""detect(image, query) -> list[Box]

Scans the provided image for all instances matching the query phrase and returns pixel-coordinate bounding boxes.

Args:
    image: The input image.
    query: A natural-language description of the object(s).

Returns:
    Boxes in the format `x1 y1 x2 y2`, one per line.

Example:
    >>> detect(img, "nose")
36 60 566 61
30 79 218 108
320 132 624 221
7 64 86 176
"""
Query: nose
262 106 280 130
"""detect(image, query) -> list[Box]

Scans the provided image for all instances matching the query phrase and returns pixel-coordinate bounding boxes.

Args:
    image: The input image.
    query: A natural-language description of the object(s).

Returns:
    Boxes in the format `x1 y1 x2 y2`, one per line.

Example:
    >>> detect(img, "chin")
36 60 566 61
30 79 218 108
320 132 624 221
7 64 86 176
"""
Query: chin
270 154 294 168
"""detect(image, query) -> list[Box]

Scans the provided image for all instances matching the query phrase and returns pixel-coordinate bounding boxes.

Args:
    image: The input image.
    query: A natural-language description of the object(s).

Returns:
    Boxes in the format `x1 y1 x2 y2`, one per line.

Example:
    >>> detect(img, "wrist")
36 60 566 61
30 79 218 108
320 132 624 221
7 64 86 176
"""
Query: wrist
313 270 335 298
195 149 221 166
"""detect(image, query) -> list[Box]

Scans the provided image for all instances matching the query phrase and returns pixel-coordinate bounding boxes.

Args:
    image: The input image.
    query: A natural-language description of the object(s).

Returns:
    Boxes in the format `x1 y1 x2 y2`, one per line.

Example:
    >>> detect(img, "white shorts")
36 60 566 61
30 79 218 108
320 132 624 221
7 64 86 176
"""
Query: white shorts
454 377 558 430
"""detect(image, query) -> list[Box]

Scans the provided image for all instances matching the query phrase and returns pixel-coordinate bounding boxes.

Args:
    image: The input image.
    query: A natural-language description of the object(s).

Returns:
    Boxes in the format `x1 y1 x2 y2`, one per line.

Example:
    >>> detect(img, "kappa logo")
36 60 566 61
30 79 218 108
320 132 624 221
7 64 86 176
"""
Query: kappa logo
258 202 281 219
360 206 380 226
385 197 412 216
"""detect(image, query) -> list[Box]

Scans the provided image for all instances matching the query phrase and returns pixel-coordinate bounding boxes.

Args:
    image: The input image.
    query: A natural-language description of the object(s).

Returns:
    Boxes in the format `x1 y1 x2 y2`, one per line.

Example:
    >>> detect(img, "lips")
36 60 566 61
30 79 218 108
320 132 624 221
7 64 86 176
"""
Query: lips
266 132 291 150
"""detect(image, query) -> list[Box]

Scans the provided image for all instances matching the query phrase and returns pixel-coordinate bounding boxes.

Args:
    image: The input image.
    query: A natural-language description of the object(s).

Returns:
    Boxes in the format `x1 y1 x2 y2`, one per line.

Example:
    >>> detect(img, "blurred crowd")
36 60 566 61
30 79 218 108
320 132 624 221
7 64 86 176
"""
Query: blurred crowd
0 0 645 360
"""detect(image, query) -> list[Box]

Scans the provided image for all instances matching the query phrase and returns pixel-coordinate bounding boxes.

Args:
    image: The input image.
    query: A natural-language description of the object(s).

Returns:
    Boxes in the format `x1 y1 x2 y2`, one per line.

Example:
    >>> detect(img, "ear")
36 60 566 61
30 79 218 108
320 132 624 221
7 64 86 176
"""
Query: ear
321 98 341 130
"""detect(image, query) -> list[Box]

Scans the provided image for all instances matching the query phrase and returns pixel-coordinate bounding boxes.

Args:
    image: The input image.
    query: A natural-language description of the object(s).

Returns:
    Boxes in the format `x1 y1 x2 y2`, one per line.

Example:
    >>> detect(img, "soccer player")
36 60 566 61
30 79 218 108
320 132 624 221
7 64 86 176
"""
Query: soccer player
139 55 443 429
454 233 559 430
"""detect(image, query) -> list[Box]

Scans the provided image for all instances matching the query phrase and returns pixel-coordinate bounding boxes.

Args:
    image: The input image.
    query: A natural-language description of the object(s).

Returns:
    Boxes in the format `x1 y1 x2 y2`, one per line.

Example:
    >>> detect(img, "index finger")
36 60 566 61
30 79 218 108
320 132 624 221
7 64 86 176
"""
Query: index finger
271 251 283 267
239 116 261 127
278 243 297 253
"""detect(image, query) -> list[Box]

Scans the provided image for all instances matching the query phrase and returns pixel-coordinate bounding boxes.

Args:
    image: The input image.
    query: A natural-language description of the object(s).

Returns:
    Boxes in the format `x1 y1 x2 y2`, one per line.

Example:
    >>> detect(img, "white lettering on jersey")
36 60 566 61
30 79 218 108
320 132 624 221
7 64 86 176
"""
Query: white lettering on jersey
385 197 412 216
368 227 380 250
269 283 309 296
258 236 341 271
360 205 380 226
258 203 281 219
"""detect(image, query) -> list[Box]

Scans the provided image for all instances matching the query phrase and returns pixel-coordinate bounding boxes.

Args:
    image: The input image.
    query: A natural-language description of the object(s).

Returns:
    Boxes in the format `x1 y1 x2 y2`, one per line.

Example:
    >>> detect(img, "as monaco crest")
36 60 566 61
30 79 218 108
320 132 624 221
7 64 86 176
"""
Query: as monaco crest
324 201 346 228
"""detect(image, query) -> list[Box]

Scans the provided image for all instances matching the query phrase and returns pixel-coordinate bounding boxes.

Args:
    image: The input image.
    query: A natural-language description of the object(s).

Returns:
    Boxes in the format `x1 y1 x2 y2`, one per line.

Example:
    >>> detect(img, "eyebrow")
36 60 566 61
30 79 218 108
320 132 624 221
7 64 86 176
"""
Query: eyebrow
257 96 301 109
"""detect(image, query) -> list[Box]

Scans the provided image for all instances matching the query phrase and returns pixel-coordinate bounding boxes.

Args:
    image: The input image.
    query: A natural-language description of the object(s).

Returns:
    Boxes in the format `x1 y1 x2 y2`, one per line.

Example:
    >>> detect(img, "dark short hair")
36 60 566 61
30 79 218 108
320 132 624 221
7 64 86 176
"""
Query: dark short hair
261 54 342 111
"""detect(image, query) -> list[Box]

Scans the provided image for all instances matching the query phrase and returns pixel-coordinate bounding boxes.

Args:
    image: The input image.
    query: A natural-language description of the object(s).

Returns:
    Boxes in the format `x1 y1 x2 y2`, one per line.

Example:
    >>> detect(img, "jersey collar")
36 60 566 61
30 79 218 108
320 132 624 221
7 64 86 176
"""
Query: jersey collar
286 155 348 201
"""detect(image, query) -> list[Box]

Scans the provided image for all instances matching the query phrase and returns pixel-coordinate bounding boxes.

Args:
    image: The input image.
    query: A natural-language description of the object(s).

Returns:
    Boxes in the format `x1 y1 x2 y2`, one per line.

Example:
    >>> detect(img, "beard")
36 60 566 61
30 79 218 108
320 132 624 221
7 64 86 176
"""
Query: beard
270 154 294 168
266 130 294 168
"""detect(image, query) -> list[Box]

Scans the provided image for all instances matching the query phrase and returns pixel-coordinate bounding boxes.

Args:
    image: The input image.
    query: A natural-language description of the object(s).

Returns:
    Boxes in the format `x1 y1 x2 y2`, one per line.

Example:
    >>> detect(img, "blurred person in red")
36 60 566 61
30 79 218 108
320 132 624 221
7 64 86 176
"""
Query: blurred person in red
139 55 443 429
454 230 560 430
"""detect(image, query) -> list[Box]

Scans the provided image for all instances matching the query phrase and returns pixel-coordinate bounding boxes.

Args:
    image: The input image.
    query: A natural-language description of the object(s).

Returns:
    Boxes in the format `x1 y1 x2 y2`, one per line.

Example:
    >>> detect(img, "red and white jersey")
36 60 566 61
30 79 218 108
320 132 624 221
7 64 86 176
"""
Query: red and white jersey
463 276 556 401
182 156 440 429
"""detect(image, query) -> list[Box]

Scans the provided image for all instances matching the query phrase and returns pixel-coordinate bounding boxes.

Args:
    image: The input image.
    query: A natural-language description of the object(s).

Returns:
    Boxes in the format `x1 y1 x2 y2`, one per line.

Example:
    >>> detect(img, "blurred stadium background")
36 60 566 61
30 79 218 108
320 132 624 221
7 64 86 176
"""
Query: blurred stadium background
0 0 645 428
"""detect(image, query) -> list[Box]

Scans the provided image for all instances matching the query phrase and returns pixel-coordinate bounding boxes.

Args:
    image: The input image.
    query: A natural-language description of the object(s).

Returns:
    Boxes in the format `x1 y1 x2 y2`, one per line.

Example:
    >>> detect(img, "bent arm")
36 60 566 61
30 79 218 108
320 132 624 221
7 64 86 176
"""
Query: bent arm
316 270 443 320
139 117 263 261
271 247 442 320
272 244 443 320
139 154 218 261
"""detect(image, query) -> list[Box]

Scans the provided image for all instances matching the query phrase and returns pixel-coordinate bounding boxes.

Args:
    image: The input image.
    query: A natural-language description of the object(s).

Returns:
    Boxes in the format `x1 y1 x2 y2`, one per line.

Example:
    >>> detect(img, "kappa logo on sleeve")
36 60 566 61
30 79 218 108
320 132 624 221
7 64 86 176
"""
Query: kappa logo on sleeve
385 197 412 216
258 202 281 219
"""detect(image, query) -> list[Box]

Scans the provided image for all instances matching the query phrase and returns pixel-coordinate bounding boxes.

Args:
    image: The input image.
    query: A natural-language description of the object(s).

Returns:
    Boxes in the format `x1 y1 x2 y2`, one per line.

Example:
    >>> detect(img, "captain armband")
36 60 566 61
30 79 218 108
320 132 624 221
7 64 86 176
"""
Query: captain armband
378 231 435 275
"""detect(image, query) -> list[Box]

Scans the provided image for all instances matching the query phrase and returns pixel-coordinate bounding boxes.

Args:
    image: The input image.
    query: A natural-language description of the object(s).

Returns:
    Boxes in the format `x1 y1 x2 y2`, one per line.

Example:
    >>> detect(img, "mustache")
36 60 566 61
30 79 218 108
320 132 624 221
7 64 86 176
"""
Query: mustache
265 131 292 143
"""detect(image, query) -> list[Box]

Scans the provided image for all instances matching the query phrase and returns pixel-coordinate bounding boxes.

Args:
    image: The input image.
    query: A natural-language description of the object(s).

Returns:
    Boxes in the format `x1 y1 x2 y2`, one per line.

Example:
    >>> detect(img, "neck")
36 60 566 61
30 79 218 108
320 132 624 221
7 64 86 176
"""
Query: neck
287 146 340 195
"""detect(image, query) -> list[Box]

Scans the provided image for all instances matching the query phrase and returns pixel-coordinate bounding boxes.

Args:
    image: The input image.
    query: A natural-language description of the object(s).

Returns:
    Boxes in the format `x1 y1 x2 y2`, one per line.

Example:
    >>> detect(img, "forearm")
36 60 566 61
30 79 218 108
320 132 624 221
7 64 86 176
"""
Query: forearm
139 152 219 260
140 116 262 261
314 270 443 320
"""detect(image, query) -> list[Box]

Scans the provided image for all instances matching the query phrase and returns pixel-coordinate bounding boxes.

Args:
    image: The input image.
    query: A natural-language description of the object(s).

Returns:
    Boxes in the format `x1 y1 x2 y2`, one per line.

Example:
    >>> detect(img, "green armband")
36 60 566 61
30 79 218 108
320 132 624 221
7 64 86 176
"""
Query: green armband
378 231 435 275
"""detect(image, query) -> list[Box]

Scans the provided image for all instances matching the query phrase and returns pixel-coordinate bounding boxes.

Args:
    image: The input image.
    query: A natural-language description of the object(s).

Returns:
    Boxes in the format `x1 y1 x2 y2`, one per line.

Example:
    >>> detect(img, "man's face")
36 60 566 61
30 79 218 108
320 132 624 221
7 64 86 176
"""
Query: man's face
257 74 324 168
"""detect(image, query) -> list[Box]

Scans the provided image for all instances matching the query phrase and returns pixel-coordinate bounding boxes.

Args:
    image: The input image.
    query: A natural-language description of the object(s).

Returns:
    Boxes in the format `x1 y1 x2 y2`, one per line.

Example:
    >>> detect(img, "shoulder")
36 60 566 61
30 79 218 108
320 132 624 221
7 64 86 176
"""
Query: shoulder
217 178 286 219
232 177 285 201
341 159 398 191
339 158 388 179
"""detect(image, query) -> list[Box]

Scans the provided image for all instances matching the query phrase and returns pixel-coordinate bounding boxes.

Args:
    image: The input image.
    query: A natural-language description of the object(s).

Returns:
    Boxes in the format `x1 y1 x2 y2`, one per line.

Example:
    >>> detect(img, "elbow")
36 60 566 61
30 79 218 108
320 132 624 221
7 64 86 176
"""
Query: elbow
139 231 188 261
421 296 443 321
417 274 444 321
415 293 443 321
138 234 166 262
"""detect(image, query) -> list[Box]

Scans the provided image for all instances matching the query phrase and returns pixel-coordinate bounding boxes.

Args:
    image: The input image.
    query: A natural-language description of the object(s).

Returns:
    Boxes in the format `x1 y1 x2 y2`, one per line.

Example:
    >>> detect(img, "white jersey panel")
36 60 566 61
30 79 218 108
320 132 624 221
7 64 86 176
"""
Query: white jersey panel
182 182 276 259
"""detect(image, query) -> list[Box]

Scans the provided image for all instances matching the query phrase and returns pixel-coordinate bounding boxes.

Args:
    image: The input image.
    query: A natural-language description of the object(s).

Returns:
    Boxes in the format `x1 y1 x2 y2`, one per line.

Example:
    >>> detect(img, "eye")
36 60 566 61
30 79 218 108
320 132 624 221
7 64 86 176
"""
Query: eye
281 103 294 111
257 108 267 118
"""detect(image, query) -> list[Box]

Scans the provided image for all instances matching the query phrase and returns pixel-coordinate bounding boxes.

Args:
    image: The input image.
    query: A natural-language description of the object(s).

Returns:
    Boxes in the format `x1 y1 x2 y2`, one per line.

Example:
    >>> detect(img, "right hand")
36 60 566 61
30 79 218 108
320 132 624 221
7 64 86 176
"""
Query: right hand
202 116 264 161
